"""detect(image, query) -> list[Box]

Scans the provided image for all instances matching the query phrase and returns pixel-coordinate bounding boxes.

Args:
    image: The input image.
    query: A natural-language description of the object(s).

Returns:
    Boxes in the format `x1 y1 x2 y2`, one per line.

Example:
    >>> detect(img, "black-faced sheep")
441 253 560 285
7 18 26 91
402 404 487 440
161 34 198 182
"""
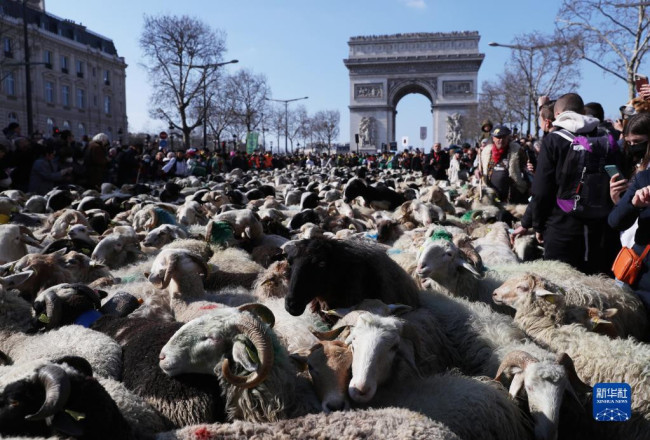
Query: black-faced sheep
284 237 420 317
0 358 136 440
343 177 405 211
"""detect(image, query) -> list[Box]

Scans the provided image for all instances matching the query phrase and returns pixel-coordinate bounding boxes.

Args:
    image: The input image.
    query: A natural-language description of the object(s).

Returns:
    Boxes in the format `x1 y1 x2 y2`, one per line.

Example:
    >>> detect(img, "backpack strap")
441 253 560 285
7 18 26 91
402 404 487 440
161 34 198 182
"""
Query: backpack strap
553 129 575 143
640 244 650 261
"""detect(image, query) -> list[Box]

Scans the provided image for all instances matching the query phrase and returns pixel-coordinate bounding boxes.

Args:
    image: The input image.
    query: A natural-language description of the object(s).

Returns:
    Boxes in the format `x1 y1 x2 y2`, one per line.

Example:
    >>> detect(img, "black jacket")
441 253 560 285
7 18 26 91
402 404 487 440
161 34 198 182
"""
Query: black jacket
608 169 650 246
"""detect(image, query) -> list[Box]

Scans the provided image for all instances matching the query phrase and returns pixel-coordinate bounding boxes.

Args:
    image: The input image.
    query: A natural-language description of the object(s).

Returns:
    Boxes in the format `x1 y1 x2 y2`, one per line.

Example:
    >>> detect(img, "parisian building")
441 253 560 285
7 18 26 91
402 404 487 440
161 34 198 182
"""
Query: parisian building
0 0 127 141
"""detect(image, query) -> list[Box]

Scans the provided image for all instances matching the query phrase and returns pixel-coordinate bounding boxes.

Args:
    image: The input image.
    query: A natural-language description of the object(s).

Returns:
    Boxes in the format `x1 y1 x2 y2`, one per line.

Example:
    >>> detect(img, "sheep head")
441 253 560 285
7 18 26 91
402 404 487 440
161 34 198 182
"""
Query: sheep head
291 340 352 413
345 313 416 403
495 350 590 440
142 224 187 248
159 303 275 389
416 238 479 283
147 249 208 293
493 273 564 310
32 283 104 329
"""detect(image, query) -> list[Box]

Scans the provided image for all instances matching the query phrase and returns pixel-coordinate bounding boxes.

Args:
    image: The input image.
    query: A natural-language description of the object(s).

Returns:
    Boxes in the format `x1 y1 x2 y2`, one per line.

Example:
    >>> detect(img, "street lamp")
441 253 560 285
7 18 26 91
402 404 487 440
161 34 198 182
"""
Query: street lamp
264 96 308 154
488 41 564 137
488 41 537 136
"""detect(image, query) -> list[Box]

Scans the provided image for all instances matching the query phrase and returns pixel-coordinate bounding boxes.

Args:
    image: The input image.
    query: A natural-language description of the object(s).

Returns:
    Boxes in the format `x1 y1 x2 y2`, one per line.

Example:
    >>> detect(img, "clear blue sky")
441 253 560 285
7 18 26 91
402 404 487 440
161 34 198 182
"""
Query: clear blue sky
46 0 637 150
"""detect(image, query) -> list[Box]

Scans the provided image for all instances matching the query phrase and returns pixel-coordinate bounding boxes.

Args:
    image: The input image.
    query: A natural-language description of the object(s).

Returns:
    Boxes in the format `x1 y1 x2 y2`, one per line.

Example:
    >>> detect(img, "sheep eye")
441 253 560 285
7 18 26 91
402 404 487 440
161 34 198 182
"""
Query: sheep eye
9 399 19 407
317 261 326 268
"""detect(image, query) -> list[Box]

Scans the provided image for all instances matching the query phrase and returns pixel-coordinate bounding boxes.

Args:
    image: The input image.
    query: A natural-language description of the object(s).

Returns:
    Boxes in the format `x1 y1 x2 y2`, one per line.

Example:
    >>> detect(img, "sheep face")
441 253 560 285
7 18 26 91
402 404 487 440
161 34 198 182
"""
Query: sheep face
493 273 559 310
294 340 352 413
416 240 467 281
345 314 404 403
147 249 206 292
159 308 238 376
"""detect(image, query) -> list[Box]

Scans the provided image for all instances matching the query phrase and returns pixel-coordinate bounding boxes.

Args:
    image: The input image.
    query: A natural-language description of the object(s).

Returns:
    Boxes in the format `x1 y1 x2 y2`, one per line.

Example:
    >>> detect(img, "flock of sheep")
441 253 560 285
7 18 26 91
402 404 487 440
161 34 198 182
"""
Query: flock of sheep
0 165 648 440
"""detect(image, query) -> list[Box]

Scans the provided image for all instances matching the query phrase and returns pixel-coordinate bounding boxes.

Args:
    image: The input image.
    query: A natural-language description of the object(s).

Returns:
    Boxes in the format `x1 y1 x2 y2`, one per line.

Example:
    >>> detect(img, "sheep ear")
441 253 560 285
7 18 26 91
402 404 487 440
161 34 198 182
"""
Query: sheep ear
457 257 481 277
289 353 309 371
534 289 563 304
52 248 67 257
387 304 412 316
508 372 525 398
232 340 258 373
396 339 419 375
0 262 14 275
0 270 34 288
602 308 618 318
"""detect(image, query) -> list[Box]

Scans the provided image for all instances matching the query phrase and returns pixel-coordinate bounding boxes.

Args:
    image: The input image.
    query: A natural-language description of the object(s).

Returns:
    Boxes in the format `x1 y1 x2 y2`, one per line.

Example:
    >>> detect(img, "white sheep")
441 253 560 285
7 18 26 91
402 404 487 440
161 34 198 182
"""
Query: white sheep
506 278 650 421
0 224 42 264
156 407 462 440
213 209 263 241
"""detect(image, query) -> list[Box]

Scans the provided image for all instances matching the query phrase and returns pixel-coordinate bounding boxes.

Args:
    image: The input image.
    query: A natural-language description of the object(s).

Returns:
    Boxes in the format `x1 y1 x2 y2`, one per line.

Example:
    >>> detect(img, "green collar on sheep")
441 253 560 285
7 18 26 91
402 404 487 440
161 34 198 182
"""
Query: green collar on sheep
430 230 452 243
207 221 234 245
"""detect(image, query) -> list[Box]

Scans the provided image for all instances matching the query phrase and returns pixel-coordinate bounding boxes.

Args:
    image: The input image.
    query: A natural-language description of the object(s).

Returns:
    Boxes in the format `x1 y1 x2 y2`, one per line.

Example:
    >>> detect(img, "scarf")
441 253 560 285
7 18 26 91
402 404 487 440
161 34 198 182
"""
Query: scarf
491 144 506 165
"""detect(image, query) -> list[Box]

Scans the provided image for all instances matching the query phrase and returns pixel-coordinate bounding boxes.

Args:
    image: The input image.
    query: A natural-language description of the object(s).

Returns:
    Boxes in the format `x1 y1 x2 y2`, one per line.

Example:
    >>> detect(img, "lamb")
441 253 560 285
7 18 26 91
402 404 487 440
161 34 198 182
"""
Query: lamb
40 209 91 240
493 273 648 341
158 304 314 422
0 358 137 439
0 224 42 264
284 237 420 317
252 260 290 299
418 184 456 214
131 204 178 232
156 407 462 440
503 276 650 421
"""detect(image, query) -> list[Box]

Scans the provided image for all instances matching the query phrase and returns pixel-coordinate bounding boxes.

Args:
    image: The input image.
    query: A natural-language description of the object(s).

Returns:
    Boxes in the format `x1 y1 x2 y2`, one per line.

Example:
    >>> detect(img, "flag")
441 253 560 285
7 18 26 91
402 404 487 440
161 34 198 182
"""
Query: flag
246 132 259 154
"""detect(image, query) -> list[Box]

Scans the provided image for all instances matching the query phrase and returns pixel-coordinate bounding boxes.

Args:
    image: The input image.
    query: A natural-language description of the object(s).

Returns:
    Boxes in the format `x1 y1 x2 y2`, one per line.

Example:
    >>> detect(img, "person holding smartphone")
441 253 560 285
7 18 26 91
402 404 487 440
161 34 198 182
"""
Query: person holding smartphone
611 113 650 205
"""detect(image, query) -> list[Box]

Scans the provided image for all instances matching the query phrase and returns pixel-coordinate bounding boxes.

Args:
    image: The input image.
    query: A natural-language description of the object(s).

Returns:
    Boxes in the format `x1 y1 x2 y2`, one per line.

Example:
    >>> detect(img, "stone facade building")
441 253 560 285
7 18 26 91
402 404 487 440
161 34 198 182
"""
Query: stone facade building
0 0 127 140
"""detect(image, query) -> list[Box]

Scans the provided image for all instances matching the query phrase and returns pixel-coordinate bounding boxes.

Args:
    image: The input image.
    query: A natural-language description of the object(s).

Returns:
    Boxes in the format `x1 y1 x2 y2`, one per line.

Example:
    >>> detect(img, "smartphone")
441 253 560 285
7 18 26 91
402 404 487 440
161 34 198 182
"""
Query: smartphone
635 74 648 94
604 164 621 179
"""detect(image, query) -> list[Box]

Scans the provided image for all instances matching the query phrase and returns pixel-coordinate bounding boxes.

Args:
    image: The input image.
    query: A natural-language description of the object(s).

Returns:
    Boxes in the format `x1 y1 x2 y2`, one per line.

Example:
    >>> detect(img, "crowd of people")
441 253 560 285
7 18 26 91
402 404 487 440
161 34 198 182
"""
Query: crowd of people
4 89 650 309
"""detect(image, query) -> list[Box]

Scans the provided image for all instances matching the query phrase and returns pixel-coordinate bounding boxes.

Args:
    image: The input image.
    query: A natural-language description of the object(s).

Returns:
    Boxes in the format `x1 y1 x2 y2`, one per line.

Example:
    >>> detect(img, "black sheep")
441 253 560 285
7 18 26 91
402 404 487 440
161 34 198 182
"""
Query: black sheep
343 177 405 211
29 287 225 428
0 358 136 440
284 237 420 317
288 209 320 230
91 317 226 428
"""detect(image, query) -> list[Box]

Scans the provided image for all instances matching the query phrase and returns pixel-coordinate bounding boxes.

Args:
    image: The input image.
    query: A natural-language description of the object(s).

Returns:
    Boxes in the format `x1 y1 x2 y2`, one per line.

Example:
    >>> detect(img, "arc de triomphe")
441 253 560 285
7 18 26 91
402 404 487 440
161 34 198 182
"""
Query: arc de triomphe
343 32 484 151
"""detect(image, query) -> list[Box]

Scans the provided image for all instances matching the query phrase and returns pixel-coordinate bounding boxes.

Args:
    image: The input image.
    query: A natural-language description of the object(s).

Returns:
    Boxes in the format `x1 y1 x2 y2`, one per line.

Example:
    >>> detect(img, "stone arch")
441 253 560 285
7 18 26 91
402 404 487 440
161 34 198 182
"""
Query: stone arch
344 32 484 151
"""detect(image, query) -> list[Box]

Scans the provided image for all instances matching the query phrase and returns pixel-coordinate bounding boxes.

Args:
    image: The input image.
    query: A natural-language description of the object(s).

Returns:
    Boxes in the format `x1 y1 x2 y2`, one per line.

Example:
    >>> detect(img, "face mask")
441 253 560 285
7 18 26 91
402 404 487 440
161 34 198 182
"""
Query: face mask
627 141 648 156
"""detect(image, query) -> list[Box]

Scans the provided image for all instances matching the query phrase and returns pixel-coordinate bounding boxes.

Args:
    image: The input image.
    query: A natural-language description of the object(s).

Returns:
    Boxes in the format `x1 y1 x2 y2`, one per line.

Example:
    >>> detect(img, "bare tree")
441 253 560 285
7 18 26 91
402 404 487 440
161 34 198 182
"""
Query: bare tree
225 69 270 138
558 0 650 99
479 72 528 130
205 74 238 152
139 14 227 149
312 110 340 155
267 107 285 154
287 105 308 152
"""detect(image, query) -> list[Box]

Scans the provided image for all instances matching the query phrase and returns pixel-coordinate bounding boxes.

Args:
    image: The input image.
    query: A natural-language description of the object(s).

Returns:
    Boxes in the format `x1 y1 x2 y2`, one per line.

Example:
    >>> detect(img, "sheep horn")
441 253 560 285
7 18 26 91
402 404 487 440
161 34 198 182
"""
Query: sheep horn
494 350 539 381
556 352 591 395
221 313 274 389
237 303 275 328
25 365 71 421
71 284 102 310
310 326 349 341
44 290 63 329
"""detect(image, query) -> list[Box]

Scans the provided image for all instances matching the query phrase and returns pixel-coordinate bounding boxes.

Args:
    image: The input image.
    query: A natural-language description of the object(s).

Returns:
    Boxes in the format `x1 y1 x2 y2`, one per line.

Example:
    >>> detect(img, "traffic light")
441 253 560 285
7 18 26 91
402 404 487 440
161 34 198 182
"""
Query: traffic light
52 126 60 137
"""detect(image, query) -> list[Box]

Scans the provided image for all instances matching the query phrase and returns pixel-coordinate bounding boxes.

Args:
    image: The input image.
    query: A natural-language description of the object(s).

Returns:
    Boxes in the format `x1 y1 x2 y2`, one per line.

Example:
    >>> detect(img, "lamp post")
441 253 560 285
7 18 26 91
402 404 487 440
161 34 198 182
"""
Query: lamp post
488 41 538 136
488 41 565 137
233 134 237 152
264 96 308 154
